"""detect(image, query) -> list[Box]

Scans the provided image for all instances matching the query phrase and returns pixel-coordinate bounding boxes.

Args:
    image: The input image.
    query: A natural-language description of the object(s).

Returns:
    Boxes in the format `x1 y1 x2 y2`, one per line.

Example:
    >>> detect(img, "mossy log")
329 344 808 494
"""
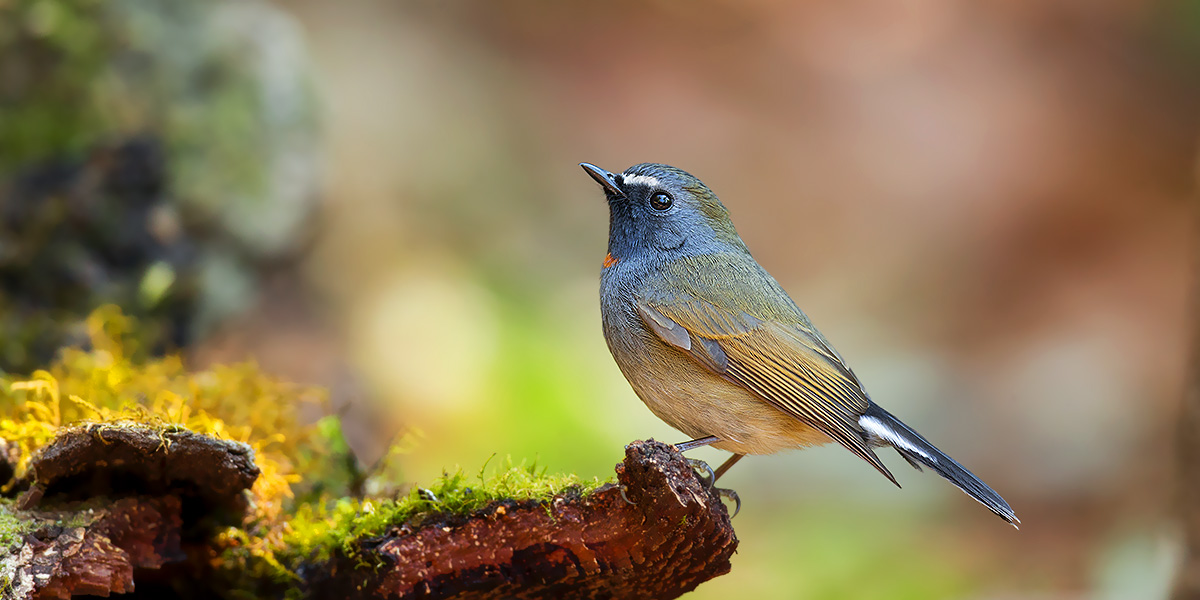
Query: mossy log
1 424 258 599
1 425 736 599
304 440 738 600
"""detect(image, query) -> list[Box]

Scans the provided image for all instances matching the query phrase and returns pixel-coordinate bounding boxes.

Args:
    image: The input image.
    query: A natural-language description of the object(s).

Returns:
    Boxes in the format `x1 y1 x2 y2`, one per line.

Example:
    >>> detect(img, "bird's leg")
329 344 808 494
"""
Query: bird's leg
713 453 744 482
673 435 720 452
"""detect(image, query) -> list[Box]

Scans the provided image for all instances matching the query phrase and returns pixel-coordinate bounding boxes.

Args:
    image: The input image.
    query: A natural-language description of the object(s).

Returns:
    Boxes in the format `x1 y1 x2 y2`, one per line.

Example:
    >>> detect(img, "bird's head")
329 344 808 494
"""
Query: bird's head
580 162 746 262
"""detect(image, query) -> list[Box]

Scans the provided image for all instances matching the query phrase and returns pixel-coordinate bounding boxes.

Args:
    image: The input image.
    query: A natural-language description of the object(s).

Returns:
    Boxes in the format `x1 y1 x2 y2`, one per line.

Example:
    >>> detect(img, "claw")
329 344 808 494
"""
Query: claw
716 487 741 518
619 484 635 506
688 458 716 489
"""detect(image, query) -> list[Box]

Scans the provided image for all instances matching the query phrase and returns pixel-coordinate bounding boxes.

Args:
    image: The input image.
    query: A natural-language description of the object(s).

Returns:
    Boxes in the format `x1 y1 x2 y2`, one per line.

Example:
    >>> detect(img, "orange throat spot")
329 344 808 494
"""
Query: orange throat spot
602 252 618 269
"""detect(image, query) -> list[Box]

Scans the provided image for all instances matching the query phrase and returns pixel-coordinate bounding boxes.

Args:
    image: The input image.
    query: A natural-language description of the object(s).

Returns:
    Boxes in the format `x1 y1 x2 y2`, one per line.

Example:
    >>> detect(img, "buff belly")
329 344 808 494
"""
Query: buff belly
608 324 831 455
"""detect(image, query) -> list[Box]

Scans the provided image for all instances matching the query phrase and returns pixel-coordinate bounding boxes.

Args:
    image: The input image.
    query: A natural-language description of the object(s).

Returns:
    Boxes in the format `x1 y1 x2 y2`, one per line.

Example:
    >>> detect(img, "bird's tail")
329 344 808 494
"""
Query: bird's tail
858 403 1019 527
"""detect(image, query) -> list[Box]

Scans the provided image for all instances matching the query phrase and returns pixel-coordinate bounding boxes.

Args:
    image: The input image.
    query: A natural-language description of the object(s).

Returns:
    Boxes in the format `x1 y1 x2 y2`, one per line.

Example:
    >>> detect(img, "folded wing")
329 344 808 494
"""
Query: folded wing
636 254 897 485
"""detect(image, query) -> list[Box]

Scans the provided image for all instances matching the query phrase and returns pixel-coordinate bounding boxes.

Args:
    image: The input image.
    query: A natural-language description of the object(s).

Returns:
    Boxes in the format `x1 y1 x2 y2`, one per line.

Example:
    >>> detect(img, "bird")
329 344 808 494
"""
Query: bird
581 161 1018 527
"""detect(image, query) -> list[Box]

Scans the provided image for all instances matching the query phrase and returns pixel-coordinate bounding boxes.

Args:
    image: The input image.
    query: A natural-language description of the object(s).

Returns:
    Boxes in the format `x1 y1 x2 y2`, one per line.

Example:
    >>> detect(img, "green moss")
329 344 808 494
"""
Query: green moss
0 0 110 172
1 308 611 590
220 458 608 584
0 0 317 193
0 499 23 549
0 497 105 550
292 459 603 563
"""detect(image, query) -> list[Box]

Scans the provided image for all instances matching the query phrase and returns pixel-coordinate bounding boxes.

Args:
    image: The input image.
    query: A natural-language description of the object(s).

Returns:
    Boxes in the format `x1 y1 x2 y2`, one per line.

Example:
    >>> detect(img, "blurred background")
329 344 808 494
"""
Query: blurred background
3 0 1199 597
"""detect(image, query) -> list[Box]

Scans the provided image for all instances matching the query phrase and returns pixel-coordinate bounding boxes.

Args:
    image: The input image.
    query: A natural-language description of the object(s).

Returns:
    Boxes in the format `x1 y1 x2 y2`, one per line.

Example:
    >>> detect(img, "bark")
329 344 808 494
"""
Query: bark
1 496 184 600
305 440 738 600
1 424 259 599
17 424 260 512
1 429 738 599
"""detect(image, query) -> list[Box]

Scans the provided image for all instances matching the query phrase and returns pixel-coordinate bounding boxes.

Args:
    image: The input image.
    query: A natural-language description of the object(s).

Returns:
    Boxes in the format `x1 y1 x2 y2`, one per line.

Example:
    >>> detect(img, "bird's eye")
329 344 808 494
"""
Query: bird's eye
649 191 673 211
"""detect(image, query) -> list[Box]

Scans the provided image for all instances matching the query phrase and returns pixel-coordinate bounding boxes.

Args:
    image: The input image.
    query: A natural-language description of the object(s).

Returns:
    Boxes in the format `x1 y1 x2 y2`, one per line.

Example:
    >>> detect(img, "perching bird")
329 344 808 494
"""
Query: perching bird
582 162 1018 526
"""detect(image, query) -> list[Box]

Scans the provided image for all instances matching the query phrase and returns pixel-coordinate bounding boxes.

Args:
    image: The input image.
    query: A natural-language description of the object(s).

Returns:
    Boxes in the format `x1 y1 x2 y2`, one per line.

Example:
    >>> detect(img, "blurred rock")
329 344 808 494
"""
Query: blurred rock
0 0 322 372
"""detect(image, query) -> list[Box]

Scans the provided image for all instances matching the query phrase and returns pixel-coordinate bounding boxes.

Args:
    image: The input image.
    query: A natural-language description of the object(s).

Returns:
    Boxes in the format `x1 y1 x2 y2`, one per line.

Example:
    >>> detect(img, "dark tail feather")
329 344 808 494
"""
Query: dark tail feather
858 403 1019 528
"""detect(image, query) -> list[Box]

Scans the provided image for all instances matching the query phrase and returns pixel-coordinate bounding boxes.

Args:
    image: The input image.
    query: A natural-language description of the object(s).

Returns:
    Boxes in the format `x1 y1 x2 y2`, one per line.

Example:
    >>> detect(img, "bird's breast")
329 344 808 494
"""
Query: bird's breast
599 274 830 455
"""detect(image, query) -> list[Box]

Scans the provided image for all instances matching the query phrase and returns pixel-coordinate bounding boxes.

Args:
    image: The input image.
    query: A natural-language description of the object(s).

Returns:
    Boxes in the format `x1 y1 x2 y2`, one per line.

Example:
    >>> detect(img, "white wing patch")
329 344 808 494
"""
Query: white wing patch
859 415 933 461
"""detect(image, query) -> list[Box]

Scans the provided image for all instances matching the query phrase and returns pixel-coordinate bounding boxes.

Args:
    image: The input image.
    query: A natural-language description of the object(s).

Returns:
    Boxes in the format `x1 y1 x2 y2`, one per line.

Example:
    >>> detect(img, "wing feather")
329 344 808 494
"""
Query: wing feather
635 257 897 484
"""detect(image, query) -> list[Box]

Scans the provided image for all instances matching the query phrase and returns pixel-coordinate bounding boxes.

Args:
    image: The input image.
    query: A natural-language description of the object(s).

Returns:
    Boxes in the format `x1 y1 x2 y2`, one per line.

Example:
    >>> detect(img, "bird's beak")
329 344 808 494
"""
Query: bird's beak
580 163 627 199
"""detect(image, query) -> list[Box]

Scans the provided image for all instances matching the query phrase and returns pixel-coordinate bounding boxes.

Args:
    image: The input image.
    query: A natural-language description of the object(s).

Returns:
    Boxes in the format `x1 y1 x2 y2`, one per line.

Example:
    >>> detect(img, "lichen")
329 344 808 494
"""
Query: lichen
0 497 103 550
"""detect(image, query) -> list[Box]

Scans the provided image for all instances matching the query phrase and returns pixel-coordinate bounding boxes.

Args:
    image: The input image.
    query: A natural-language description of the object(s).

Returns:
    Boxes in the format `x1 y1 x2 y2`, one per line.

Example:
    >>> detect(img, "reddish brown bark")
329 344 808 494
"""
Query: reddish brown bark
307 440 739 600
4 496 183 600
1 424 260 599
2 428 738 599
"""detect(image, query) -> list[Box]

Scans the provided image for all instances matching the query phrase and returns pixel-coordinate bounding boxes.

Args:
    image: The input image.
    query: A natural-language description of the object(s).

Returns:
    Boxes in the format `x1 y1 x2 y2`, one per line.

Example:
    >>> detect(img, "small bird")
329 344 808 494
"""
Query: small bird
581 162 1018 526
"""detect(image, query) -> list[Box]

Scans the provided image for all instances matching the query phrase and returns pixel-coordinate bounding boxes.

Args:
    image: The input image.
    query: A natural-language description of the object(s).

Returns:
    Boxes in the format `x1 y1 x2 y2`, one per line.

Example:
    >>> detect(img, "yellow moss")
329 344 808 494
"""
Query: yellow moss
0 306 612 589
0 305 331 516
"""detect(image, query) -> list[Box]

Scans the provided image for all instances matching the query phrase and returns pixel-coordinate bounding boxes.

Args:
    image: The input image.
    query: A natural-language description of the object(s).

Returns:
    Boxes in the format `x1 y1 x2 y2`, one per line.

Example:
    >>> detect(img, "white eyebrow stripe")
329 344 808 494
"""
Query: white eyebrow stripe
621 174 661 188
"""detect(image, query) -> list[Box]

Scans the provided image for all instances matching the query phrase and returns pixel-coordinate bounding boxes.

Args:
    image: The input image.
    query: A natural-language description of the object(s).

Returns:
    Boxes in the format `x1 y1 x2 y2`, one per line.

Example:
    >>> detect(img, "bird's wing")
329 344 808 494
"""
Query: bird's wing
636 254 897 484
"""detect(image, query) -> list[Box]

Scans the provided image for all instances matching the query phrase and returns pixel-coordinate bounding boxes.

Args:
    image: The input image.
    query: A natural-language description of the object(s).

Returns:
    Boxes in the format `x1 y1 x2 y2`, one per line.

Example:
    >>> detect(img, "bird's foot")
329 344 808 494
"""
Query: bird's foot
688 458 716 489
715 487 741 518
618 484 635 506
